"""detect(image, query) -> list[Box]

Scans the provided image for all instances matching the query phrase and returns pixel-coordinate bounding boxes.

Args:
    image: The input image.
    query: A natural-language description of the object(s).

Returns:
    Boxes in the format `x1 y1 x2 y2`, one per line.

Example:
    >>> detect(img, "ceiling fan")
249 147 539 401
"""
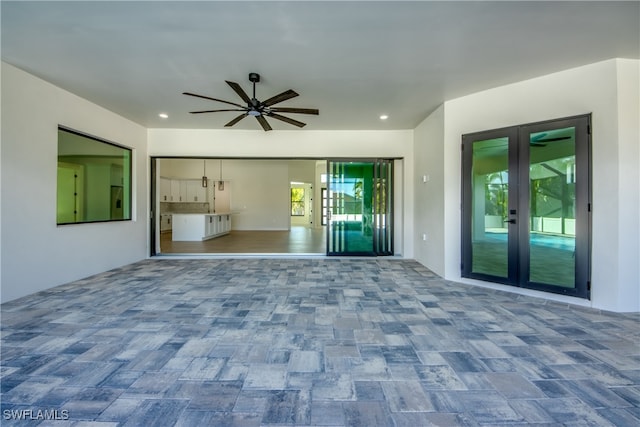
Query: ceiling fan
183 73 319 131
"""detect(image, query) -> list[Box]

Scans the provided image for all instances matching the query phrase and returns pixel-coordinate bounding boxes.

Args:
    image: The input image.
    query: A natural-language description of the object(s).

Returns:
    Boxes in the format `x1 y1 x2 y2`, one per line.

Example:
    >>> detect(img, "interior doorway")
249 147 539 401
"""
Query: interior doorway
152 158 325 255
290 182 313 228
150 157 399 257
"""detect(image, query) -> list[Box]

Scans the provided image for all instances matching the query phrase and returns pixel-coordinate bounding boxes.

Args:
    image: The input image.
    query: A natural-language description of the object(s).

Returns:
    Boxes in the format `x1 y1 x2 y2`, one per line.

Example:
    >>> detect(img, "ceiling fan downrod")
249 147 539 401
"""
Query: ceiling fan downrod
249 73 260 99
248 73 261 113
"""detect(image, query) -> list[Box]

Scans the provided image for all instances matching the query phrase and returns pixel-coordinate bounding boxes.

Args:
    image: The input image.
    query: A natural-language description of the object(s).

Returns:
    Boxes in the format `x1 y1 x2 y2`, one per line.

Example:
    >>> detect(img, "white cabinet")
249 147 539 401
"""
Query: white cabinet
205 214 215 237
160 178 171 202
160 214 172 232
217 214 231 236
172 213 231 241
213 214 226 235
186 180 207 203
161 178 208 203
217 214 231 235
170 180 186 202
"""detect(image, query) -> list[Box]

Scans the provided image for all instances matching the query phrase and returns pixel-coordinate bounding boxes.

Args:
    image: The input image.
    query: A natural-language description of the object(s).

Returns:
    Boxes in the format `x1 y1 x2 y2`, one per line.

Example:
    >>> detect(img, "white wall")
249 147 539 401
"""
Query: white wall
414 58 639 312
288 160 317 184
614 59 640 312
223 160 290 230
1 62 148 303
159 158 212 180
413 104 445 275
148 129 415 257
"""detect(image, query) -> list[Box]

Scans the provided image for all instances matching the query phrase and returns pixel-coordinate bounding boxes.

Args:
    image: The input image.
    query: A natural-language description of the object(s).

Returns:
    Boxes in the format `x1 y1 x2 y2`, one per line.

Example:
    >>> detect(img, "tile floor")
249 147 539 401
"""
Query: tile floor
1 258 639 426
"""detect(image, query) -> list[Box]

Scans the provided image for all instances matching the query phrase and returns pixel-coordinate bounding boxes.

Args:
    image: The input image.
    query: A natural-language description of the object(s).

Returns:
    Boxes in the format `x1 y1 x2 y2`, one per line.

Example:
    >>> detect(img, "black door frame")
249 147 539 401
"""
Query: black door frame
150 157 158 257
461 126 519 284
462 114 591 299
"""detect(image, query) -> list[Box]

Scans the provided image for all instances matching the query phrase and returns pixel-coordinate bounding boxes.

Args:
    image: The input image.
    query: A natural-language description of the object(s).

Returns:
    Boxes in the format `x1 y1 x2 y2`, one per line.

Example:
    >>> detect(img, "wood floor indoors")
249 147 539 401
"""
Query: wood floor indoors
160 226 327 254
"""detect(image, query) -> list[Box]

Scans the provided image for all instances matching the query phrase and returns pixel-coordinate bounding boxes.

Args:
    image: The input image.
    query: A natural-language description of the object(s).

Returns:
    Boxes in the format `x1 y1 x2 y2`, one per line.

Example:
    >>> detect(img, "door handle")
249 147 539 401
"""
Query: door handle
504 219 516 224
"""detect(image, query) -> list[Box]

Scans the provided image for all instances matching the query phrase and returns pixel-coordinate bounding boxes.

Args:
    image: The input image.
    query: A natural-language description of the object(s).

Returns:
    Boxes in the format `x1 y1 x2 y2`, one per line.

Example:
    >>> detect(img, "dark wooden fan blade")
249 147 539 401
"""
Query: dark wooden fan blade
183 92 244 108
269 113 306 128
190 109 246 114
225 113 248 127
226 81 251 104
262 89 299 107
270 107 319 115
256 115 272 131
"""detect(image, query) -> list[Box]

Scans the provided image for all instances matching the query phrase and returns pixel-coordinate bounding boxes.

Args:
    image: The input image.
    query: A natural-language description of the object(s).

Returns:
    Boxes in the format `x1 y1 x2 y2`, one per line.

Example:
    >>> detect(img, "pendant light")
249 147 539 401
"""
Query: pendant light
201 159 208 187
218 159 224 191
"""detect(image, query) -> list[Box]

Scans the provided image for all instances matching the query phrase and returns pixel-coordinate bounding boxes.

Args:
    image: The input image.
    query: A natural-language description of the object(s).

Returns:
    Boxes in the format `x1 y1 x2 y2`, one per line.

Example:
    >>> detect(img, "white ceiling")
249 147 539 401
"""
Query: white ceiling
2 1 638 131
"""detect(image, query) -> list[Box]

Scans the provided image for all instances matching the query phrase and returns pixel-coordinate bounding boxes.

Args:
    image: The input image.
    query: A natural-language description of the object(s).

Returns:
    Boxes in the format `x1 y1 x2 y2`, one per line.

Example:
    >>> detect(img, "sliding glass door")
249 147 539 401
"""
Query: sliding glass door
462 115 591 298
327 160 393 256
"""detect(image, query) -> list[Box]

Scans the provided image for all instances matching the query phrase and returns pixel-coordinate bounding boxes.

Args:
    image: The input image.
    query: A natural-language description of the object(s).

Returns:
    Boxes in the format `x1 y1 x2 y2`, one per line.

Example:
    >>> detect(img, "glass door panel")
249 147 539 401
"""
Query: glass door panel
373 160 393 255
463 115 590 299
527 126 576 288
327 160 393 256
462 130 518 284
470 137 511 278
328 161 375 255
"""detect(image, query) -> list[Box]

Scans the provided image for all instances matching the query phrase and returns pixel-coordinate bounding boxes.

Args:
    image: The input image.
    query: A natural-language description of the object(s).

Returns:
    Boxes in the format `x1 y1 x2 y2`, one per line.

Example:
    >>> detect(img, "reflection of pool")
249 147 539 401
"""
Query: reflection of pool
485 232 575 251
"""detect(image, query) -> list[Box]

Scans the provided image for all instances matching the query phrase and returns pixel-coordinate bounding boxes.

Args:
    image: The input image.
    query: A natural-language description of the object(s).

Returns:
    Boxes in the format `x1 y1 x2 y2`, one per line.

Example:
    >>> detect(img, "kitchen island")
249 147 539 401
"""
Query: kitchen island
171 213 232 241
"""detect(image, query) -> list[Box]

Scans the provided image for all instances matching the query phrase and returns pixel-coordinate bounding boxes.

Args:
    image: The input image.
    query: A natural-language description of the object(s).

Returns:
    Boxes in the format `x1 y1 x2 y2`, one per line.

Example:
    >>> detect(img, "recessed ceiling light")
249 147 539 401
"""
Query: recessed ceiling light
158 113 169 119
379 114 389 120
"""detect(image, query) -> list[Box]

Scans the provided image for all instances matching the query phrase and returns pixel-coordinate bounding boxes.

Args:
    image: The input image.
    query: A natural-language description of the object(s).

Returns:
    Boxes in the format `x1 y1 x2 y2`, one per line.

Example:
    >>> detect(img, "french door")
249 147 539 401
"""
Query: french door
462 115 591 298
327 159 393 256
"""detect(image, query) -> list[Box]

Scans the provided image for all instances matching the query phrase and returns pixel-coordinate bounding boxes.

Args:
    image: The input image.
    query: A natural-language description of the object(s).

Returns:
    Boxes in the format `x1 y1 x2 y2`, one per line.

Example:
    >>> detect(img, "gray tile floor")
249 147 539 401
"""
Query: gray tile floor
1 258 639 426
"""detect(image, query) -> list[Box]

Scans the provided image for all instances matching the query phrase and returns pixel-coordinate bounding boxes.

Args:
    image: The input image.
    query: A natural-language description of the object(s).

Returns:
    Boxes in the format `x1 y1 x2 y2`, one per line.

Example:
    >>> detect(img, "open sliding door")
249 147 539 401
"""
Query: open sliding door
327 159 393 256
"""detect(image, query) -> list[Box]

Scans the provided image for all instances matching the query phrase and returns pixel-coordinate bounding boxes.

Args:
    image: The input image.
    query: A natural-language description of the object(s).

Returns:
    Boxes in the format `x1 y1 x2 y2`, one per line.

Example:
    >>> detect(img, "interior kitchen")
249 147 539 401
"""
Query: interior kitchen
155 158 326 254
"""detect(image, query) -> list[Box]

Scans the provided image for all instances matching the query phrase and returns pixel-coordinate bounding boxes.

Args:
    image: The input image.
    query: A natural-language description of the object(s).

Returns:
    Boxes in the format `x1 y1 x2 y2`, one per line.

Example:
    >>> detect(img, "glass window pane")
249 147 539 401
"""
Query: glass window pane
528 127 576 288
57 127 132 224
291 187 305 216
471 137 509 278
328 162 375 254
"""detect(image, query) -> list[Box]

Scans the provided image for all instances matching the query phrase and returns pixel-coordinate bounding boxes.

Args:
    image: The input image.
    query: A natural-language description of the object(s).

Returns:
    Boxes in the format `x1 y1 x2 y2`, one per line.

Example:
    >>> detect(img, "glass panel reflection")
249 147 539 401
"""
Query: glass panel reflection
328 162 375 254
57 127 131 224
528 127 576 288
471 137 509 278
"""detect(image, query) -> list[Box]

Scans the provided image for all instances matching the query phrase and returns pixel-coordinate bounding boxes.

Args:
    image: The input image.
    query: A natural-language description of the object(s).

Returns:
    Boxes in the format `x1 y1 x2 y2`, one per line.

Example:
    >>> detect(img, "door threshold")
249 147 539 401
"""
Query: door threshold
152 253 404 260
152 253 328 259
